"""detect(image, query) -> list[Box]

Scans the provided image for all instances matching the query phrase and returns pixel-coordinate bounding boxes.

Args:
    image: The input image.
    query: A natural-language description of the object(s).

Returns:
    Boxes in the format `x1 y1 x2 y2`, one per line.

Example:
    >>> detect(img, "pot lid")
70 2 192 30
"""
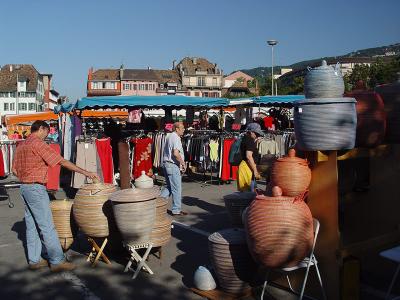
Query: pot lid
110 187 160 203
294 97 356 105
223 191 256 201
77 180 117 195
307 60 340 73
276 149 308 165
256 186 294 202
135 171 153 183
208 228 246 245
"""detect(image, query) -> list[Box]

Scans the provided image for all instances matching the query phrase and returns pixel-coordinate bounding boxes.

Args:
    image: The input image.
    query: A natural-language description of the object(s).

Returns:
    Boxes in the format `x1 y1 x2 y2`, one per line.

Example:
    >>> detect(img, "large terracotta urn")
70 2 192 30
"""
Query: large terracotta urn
345 81 386 148
73 182 117 237
375 73 400 143
50 199 74 250
208 228 257 295
270 149 311 197
244 186 313 268
110 187 159 246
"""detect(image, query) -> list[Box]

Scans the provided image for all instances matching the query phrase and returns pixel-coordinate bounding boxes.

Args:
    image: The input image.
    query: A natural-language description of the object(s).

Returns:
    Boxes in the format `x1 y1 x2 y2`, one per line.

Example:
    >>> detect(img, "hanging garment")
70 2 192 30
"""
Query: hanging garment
132 137 153 178
234 107 247 126
263 116 275 130
209 140 219 162
72 141 102 188
0 147 5 177
47 144 61 190
95 138 114 184
220 138 238 181
237 160 253 192
118 141 131 189
63 115 73 161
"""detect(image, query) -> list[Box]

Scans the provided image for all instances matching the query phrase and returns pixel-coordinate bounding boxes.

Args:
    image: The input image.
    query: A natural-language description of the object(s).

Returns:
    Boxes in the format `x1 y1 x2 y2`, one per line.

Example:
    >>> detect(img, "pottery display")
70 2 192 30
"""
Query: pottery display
134 170 154 189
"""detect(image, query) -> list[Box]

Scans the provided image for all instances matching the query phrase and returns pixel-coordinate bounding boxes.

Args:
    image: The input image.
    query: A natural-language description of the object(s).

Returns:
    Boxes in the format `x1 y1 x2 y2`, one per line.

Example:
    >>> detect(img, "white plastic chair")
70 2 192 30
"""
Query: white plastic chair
380 245 400 300
260 218 327 300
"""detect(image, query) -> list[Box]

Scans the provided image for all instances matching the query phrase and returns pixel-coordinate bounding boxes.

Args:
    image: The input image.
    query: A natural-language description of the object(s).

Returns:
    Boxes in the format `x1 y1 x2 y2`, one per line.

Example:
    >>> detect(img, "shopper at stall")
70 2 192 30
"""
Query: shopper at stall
160 122 188 216
12 120 99 272
237 122 262 192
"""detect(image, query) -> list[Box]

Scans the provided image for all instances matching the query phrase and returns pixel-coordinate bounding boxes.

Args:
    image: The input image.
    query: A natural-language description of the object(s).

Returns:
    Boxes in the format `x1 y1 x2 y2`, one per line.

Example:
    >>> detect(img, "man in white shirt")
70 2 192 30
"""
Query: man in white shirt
160 122 187 215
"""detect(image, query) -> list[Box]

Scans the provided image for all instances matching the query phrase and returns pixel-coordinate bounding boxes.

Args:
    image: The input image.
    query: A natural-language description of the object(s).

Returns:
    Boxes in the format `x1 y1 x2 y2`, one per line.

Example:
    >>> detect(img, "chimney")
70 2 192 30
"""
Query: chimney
172 60 176 70
88 67 93 80
193 57 197 64
119 64 124 79
147 66 151 71
10 65 13 72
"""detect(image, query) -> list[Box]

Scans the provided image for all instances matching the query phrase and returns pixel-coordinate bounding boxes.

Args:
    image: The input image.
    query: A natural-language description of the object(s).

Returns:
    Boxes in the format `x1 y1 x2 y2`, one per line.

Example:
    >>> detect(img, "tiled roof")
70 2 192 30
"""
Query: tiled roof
0 64 40 92
121 69 159 81
225 71 254 81
153 69 180 83
176 57 218 75
91 69 120 81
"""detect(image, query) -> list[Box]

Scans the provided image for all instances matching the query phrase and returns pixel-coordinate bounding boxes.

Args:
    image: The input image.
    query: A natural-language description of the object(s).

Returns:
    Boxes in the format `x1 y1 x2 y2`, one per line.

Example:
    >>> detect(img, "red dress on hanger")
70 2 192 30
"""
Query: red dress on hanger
132 137 153 179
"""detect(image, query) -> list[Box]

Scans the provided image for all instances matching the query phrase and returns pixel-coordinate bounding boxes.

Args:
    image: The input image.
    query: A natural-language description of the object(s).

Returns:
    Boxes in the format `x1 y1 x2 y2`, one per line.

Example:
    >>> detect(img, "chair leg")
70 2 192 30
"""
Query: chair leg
260 271 270 300
315 263 327 300
286 275 296 293
299 260 313 300
386 264 400 300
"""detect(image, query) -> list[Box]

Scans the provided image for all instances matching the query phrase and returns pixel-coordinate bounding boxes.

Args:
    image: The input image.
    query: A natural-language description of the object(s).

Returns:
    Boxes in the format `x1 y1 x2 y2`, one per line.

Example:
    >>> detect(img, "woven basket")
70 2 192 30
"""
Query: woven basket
223 192 255 227
151 217 172 247
73 182 117 237
50 199 74 250
111 187 159 245
208 228 257 295
244 187 313 268
271 149 311 197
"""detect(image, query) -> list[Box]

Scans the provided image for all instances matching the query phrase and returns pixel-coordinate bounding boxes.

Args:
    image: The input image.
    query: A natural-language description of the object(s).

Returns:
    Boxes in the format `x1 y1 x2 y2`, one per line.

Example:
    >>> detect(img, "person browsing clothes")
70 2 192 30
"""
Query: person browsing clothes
237 122 262 192
160 122 188 216
12 120 99 272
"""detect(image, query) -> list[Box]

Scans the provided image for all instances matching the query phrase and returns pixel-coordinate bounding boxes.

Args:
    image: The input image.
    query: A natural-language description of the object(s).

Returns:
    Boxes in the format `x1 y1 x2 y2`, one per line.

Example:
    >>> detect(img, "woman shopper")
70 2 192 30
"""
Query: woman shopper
237 123 262 192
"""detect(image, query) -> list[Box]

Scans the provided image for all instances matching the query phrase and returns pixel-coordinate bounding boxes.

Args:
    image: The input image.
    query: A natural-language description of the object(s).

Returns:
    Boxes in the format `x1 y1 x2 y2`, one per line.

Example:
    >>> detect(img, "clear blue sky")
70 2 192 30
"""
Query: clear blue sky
0 0 399 100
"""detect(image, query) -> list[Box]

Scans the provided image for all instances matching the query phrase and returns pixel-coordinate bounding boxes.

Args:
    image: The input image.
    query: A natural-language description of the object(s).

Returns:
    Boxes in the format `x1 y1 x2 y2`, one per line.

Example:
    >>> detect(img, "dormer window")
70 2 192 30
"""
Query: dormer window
18 78 27 92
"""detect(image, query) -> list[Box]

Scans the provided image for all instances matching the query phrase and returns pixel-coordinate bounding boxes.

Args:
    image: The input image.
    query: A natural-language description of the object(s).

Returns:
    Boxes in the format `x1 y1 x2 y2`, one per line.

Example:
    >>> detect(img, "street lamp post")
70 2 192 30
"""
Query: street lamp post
267 39 278 96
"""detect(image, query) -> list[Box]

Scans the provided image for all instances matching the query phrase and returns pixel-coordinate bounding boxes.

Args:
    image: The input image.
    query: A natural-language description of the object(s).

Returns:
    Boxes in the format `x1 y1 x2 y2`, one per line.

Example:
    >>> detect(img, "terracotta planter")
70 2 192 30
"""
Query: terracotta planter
345 81 386 148
50 199 73 251
244 187 313 268
375 74 400 143
73 182 117 237
208 228 257 295
223 192 255 227
111 187 159 245
271 149 311 197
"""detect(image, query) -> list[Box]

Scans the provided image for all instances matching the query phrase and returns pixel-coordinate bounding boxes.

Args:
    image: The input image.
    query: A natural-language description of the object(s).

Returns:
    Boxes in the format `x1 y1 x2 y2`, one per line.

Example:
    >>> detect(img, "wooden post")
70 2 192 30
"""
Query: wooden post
307 150 340 299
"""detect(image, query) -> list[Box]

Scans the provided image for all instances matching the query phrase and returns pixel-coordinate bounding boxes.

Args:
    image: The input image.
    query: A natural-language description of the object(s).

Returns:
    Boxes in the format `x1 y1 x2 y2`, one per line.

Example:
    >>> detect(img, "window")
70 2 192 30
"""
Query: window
4 103 9 111
29 103 36 111
133 84 137 90
212 77 217 86
123 83 131 90
197 77 205 87
105 82 115 89
145 84 148 91
203 92 209 97
195 92 200 96
10 103 15 111
92 82 100 89
139 84 144 90
19 103 27 111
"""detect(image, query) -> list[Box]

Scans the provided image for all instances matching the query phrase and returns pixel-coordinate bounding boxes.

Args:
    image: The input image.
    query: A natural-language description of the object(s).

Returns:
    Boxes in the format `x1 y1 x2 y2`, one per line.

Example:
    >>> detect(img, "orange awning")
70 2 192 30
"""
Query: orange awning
80 110 128 118
5 112 59 126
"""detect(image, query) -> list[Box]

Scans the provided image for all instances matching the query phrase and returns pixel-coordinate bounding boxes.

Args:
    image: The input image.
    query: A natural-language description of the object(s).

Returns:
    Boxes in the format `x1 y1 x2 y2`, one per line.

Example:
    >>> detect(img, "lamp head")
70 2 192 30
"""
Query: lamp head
267 40 278 46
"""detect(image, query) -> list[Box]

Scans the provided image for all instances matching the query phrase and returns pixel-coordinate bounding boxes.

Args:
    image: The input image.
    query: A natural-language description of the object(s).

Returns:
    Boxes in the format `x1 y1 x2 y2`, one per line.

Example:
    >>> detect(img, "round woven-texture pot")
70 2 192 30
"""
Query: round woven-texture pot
294 98 357 151
73 182 117 237
111 187 159 246
304 60 345 99
375 74 400 143
345 85 386 148
244 187 313 268
208 228 257 295
151 216 172 247
271 149 311 197
223 192 256 227
50 200 74 250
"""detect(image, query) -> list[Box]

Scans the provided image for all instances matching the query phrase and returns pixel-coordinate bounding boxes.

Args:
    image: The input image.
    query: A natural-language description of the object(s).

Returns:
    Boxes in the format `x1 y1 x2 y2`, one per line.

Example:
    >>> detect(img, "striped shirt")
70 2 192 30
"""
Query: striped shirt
13 134 63 184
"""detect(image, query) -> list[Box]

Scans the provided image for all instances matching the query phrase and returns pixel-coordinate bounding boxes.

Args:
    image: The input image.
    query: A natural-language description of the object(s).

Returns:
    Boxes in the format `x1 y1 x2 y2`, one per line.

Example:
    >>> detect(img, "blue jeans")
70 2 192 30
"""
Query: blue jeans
20 184 64 265
160 162 182 214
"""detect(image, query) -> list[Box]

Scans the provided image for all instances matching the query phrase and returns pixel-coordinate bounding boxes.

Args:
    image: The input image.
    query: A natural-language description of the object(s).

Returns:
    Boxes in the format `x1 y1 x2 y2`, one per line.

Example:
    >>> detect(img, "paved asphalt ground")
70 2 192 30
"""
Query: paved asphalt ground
0 174 398 300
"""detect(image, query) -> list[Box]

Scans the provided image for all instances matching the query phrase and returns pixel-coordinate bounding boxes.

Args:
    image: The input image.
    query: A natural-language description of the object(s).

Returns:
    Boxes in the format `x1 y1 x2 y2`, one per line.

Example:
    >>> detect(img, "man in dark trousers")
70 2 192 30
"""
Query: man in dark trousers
13 120 99 272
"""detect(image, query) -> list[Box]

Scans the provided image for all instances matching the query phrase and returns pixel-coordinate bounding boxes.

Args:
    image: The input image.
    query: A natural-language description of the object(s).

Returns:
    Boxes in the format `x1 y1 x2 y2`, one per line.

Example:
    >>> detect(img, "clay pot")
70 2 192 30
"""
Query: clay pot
223 192 255 227
208 228 257 295
73 182 117 237
345 81 386 148
50 199 73 251
375 73 400 143
271 149 311 197
244 186 314 268
111 187 159 245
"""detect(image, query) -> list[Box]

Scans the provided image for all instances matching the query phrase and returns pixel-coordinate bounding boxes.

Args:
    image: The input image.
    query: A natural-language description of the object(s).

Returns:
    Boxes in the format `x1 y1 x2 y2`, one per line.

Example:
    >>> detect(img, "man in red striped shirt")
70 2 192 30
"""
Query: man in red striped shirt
13 120 99 272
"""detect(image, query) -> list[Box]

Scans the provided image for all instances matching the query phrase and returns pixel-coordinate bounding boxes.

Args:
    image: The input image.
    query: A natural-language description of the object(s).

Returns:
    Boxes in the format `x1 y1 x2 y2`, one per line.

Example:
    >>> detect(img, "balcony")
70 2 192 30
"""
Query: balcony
87 89 121 97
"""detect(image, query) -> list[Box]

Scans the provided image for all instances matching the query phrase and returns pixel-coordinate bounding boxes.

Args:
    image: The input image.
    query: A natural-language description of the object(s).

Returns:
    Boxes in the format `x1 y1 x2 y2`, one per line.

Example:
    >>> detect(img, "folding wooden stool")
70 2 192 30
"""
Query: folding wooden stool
124 242 154 279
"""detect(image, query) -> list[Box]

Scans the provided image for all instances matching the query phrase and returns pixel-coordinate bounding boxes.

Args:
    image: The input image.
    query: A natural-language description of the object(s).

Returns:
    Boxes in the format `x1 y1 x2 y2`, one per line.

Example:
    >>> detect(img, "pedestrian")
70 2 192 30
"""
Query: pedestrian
160 122 188 216
12 120 99 272
237 122 262 192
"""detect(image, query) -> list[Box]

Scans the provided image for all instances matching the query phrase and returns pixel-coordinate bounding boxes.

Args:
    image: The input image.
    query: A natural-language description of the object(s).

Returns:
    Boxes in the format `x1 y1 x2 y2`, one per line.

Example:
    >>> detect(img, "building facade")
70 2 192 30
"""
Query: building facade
176 57 223 97
120 68 159 96
87 68 121 97
0 64 49 117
